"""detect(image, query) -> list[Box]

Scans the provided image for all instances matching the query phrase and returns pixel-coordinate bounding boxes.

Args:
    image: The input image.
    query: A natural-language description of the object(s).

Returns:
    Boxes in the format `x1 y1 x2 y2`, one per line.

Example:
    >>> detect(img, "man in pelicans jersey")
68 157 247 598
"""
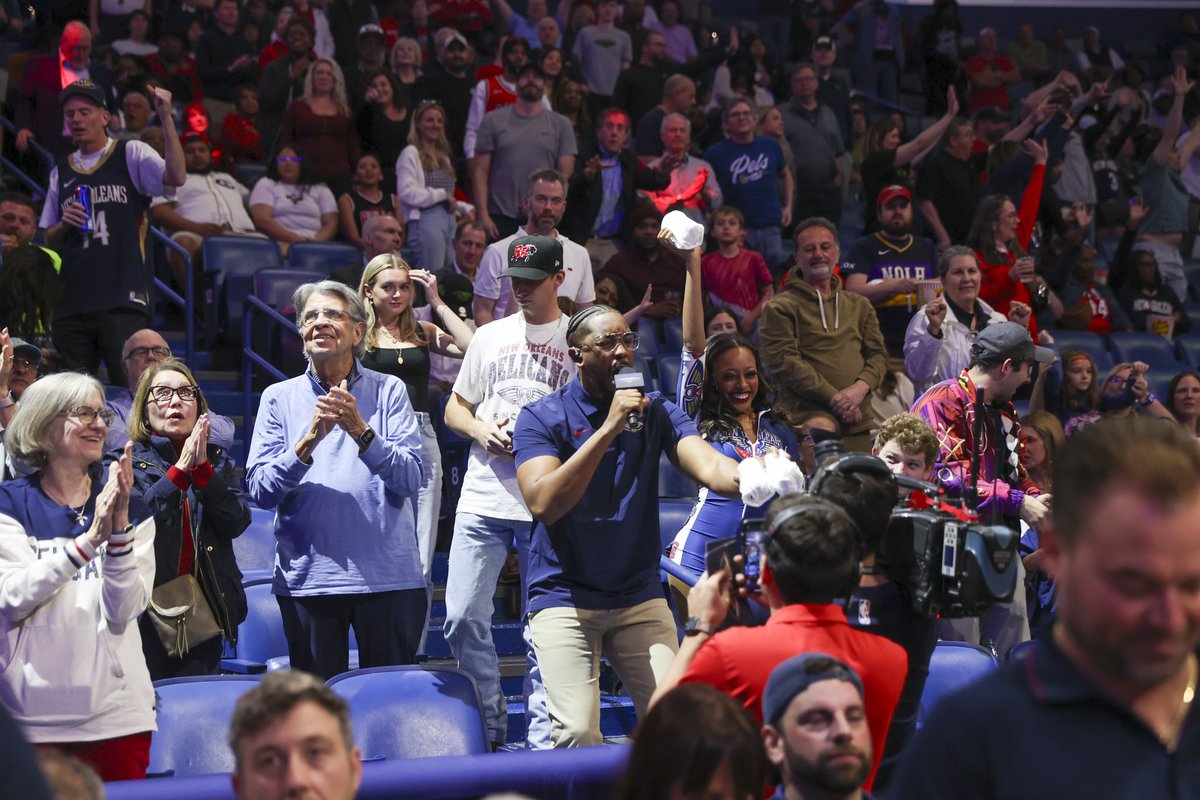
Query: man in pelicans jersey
841 185 937 358
39 79 184 386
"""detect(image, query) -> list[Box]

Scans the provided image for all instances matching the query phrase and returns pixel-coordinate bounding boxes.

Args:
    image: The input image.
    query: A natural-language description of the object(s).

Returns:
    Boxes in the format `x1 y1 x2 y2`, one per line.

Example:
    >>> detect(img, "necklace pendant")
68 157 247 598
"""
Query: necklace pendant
75 510 88 526
396 350 405 365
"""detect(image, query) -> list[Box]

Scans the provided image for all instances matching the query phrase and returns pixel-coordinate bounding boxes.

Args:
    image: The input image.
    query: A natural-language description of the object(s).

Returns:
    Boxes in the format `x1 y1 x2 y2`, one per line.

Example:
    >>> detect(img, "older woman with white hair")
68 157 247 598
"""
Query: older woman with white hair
0 373 155 781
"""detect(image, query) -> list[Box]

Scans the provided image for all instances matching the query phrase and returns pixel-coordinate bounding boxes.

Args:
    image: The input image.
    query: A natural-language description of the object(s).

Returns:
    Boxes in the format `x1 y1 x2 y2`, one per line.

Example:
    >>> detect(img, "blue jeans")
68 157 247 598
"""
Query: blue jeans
443 513 549 747
407 203 456 272
745 226 785 276
414 413 442 653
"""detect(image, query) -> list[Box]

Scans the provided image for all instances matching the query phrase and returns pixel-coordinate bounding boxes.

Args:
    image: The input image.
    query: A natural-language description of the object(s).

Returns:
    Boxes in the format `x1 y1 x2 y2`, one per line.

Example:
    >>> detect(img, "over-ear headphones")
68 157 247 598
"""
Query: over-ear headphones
809 452 896 558
763 500 863 600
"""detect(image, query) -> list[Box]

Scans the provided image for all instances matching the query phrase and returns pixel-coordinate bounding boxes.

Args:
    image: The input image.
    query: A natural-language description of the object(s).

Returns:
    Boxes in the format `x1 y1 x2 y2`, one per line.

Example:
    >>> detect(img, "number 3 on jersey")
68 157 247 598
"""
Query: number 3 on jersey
81 210 110 248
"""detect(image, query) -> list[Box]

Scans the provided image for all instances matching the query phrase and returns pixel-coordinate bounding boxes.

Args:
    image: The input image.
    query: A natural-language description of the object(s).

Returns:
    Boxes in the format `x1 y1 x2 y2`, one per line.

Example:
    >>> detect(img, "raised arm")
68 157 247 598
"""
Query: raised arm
895 88 959 168
1154 66 1194 166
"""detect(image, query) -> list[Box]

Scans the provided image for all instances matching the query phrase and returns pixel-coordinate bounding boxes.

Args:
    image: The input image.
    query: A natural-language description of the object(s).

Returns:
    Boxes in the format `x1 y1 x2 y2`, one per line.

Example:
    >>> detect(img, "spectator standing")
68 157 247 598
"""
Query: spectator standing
442 234 575 748
571 0 632 114
634 74 696 158
389 37 424 95
1076 25 1124 83
780 63 843 226
258 17 316 159
111 10 158 57
563 108 671 269
603 203 687 320
117 360 250 680
914 117 980 249
1058 244 1132 335
917 0 963 117
759 218 887 451
811 35 852 143
891 416 1200 798
700 206 774 328
337 153 401 248
246 280 426 679
279 58 360 194
427 222 489 390
834 0 904 105
327 0 379 72
491 0 565 46
412 29 475 165
1006 21 1047 85
249 144 339 257
105 329 236 452
613 31 726 135
40 81 184 385
644 113 722 224
842 186 938 358
342 24 389 114
474 170 594 325
706 98 793 273
513 304 741 747
1118 248 1191 337
195 0 258 130
471 63 577 240
290 0 335 60
398 101 468 273
650 0 695 64
965 27 1019 113
0 375 154 781
463 36 532 159
220 83 263 168
148 31 202 106
150 131 260 290
355 73 410 188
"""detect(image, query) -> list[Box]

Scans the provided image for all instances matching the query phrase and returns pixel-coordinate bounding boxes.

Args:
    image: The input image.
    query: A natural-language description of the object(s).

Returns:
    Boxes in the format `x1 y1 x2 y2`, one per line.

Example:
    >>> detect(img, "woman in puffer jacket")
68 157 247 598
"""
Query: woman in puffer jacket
112 359 249 680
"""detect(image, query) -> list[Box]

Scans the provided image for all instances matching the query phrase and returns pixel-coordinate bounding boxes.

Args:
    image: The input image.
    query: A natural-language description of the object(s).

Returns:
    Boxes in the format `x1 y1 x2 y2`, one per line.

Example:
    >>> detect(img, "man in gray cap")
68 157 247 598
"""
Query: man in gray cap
912 319 1055 652
762 653 874 800
443 233 575 748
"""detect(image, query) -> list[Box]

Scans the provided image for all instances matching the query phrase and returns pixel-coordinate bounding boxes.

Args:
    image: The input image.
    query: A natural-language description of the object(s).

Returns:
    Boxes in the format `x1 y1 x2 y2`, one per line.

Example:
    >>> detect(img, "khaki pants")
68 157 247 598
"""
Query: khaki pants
529 598 678 747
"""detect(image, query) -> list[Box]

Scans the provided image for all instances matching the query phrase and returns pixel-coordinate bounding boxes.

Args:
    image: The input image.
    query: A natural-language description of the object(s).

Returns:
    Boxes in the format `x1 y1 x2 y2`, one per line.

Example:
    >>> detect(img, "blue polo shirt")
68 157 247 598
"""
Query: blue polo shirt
513 380 698 613
890 636 1200 798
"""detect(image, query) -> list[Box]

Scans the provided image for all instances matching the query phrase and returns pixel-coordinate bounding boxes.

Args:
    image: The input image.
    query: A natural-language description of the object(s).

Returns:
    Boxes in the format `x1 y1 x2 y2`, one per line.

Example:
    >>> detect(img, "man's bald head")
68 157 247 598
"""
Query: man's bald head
61 22 93 70
121 329 171 391
361 215 404 260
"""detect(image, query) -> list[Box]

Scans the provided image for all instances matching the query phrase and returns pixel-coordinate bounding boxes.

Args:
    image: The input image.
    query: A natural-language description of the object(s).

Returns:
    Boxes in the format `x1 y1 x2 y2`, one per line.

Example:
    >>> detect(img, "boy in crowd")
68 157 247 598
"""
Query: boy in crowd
700 206 774 333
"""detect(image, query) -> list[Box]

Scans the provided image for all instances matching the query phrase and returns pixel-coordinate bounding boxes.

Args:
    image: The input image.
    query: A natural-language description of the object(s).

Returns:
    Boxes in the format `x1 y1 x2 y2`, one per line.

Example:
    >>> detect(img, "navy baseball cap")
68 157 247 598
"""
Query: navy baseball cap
59 79 108 108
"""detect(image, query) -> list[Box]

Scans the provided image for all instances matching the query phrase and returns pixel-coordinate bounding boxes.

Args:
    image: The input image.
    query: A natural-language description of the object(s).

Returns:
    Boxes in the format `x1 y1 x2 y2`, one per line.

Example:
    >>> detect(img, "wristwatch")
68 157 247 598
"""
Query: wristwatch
355 426 376 453
1139 393 1156 408
683 617 714 637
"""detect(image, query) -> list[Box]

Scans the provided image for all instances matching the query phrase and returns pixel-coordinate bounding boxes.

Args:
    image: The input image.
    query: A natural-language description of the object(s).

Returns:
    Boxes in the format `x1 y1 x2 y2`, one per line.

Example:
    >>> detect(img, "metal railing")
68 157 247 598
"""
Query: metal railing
241 295 297 435
660 556 700 588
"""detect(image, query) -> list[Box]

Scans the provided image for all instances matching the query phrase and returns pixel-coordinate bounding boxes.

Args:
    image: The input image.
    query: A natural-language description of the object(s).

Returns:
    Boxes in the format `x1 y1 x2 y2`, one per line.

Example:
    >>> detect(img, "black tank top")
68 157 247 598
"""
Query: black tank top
362 344 431 413
348 190 396 238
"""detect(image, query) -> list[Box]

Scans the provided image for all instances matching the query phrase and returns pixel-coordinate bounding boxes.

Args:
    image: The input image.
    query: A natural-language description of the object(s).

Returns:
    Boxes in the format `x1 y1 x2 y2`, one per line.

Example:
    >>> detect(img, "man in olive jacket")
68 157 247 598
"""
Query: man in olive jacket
759 217 887 451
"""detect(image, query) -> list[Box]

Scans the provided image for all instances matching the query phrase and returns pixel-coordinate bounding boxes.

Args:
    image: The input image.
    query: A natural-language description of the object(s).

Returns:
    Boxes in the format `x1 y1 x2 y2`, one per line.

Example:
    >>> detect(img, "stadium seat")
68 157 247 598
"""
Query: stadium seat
251 268 310 377
288 241 363 273
1007 639 1039 662
253 268 309 313
231 506 276 581
1144 367 1180 401
221 577 288 673
657 354 682 400
148 675 262 777
202 236 284 345
1180 337 1200 369
1048 329 1111 370
663 317 684 353
1109 332 1181 368
917 641 998 729
659 452 699 499
231 162 266 191
635 317 661 357
326 666 489 760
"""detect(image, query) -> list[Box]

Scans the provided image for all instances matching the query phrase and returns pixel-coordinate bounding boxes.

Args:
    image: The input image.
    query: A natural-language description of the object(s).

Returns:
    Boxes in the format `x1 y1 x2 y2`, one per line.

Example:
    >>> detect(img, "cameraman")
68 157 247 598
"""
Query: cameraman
809 415 940 791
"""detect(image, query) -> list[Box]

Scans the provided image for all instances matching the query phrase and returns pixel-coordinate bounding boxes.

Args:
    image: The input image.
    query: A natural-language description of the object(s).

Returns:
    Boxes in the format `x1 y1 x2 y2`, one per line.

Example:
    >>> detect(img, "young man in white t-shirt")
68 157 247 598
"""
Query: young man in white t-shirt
444 234 576 748
473 169 595 326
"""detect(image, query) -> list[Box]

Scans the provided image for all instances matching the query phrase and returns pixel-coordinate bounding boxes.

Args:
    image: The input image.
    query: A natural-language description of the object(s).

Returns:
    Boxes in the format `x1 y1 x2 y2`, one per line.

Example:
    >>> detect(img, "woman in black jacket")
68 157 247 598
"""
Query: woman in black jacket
112 359 249 679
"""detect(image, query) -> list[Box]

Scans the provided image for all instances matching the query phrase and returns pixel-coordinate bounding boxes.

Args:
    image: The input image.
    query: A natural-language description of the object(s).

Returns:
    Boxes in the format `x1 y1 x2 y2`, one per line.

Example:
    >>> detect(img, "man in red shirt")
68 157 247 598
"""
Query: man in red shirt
966 27 1020 112
650 494 907 792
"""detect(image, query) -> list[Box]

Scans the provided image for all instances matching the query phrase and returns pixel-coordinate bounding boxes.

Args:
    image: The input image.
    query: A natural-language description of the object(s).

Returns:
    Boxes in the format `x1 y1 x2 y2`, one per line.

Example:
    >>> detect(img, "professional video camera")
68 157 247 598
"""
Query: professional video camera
811 434 1019 619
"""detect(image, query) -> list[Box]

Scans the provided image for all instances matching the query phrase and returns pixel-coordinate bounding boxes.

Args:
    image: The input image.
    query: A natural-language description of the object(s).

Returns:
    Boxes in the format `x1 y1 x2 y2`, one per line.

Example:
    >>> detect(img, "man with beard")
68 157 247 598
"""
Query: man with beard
474 170 592 325
513 304 741 747
464 36 549 159
150 131 260 289
472 63 576 240
413 30 476 161
891 415 1200 797
841 185 937 358
762 654 875 800
602 201 687 319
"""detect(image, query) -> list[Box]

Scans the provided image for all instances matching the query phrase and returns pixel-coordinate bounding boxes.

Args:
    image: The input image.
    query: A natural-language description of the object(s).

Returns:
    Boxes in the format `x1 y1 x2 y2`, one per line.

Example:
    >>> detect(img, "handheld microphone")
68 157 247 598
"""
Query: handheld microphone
615 366 645 432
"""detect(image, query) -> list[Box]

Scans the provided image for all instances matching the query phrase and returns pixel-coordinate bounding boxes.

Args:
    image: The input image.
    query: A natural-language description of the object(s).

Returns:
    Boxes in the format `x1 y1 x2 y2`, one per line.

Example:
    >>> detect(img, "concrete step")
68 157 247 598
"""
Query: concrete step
424 616 525 660
504 694 636 745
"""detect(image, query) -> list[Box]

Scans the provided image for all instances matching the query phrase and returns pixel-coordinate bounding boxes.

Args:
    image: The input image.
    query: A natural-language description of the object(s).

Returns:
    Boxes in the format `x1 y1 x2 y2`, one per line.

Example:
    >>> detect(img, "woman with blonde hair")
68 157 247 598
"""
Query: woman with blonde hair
390 37 424 91
0 373 155 780
397 101 471 272
358 254 473 616
279 57 360 194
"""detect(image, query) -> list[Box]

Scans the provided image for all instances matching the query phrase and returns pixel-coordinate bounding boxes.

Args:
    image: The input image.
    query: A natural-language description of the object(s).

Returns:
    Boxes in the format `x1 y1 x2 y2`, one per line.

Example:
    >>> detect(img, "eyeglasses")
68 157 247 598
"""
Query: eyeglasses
276 155 303 163
581 332 639 353
148 385 201 403
12 357 37 370
61 406 115 425
301 307 349 326
125 345 172 361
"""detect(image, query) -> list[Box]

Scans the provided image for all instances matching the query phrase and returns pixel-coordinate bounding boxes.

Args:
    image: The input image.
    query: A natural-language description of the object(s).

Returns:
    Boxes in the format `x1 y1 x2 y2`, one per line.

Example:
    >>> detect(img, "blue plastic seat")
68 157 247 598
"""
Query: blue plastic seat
917 641 998 729
658 452 699 500
1180 337 1200 369
635 317 661 357
657 354 682 400
221 577 288 674
288 241 363 273
251 268 310 376
202 236 284 345
232 506 276 582
1109 331 1181 368
1048 329 1111 370
231 162 266 191
1145 367 1181 401
148 675 262 777
326 666 489 760
663 317 684 353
